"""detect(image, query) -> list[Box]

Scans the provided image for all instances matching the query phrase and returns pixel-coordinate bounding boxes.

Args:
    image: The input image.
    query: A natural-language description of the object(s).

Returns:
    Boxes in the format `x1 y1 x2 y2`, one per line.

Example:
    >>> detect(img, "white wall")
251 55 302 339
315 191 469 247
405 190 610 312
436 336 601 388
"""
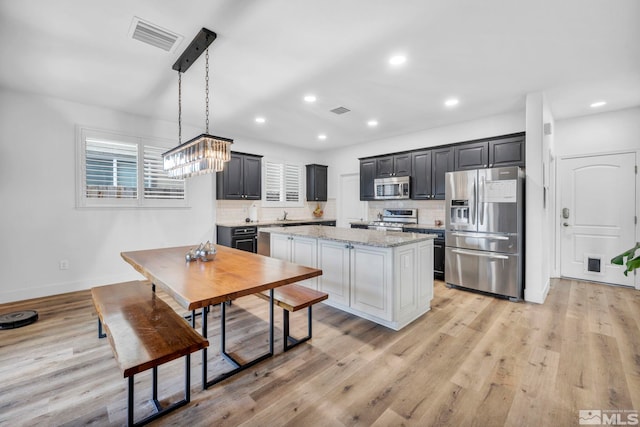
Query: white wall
554 107 640 156
523 92 555 303
0 89 316 303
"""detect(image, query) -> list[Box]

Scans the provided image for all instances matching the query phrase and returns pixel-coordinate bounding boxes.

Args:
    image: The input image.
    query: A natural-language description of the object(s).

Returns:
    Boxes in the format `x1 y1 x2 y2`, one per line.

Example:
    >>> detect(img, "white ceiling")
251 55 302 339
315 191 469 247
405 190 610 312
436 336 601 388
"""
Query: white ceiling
1 0 639 150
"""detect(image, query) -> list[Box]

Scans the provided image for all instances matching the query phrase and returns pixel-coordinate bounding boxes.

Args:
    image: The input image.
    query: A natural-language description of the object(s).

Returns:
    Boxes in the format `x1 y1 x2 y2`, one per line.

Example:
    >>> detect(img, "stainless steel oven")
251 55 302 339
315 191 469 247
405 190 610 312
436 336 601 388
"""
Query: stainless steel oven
367 208 417 231
374 176 410 200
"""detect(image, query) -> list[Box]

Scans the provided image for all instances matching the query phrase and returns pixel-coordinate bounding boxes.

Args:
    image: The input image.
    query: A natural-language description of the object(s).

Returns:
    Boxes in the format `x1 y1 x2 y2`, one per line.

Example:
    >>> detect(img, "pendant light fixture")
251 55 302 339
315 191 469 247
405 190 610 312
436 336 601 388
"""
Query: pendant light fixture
163 28 232 178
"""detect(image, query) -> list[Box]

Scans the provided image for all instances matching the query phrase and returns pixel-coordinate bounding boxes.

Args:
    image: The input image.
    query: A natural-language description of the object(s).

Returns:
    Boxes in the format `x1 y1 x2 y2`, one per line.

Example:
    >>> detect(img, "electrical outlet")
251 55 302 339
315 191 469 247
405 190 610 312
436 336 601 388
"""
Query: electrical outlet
59 259 69 270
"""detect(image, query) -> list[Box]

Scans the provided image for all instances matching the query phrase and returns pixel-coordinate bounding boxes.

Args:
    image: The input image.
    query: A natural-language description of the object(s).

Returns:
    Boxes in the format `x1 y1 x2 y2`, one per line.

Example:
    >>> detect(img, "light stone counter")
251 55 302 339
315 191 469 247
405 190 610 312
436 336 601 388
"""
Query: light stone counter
349 221 445 232
217 218 336 227
262 225 435 330
259 225 435 248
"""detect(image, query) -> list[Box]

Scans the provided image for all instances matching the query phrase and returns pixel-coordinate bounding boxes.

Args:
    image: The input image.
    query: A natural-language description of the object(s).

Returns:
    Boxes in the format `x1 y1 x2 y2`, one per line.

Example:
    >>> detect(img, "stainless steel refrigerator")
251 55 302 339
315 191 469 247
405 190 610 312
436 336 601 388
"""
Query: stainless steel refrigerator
444 166 524 300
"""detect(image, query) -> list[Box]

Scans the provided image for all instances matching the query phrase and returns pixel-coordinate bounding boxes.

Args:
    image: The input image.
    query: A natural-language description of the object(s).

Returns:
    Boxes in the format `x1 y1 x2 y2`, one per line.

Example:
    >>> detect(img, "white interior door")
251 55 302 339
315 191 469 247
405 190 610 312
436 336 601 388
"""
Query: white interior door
559 152 636 286
338 173 366 228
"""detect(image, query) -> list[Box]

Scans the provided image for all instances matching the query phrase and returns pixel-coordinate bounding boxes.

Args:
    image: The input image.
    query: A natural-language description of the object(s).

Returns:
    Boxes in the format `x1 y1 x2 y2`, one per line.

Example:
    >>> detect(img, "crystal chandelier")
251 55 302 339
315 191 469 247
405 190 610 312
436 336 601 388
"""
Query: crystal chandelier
163 28 232 178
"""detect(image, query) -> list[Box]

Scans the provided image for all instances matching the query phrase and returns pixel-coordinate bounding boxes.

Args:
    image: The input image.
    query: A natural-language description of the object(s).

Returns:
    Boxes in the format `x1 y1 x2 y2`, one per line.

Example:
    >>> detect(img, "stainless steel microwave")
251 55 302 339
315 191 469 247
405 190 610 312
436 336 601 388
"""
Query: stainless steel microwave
374 176 410 199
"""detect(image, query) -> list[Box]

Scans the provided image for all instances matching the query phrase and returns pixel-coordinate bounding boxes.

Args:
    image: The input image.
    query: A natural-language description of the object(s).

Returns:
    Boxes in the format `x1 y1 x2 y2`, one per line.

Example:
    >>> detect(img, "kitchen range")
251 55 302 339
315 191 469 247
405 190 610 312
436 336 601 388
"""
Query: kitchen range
444 166 524 300
368 208 418 231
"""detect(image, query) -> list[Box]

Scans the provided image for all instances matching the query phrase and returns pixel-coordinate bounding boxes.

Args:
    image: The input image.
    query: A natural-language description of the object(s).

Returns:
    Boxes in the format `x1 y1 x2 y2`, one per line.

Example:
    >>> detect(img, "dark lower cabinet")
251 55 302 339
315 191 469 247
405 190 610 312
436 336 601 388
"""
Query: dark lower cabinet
433 238 444 280
404 228 445 280
216 225 258 253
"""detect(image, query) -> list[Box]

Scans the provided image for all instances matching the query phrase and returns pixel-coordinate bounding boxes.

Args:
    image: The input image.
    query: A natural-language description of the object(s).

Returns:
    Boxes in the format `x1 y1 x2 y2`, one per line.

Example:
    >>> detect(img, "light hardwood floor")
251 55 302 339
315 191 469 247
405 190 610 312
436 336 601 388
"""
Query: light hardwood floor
1 279 639 426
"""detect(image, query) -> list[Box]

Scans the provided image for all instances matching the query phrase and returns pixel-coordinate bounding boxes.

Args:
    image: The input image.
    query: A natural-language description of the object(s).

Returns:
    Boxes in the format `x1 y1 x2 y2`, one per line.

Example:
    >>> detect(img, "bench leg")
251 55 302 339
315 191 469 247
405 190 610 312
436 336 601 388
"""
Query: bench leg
283 306 314 352
202 291 274 389
126 354 191 426
98 319 106 339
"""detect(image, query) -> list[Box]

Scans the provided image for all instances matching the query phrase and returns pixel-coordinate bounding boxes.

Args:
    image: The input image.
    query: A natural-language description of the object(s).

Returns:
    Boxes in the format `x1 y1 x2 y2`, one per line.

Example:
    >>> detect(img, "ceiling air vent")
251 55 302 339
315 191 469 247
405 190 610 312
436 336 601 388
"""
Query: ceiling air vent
129 17 183 52
330 106 351 115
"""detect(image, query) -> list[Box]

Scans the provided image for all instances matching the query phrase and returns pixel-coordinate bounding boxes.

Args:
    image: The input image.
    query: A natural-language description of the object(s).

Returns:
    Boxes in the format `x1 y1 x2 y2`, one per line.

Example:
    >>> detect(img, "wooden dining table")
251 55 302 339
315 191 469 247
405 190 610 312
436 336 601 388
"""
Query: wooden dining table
121 244 322 388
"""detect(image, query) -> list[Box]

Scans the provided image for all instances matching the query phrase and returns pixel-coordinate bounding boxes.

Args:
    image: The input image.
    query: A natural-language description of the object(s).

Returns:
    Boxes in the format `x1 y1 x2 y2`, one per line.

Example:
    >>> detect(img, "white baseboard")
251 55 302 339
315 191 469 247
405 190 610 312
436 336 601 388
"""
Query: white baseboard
524 278 551 304
0 273 144 304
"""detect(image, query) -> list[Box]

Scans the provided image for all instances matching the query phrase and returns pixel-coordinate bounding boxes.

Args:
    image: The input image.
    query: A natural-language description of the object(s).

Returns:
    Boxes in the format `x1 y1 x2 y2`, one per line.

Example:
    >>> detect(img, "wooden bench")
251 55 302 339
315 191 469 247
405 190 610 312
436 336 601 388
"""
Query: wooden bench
255 284 328 351
91 280 209 427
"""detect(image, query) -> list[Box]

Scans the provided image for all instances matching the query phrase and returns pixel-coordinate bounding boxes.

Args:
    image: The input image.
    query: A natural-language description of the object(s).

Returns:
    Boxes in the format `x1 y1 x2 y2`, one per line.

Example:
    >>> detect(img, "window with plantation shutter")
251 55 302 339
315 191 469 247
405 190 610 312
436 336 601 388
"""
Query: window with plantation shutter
77 127 187 208
85 139 138 199
143 146 185 200
263 159 303 207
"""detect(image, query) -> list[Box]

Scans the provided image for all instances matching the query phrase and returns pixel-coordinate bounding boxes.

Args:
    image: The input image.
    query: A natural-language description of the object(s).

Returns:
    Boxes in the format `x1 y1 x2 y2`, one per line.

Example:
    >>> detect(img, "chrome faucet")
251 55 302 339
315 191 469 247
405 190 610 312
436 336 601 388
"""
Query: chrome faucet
282 210 288 220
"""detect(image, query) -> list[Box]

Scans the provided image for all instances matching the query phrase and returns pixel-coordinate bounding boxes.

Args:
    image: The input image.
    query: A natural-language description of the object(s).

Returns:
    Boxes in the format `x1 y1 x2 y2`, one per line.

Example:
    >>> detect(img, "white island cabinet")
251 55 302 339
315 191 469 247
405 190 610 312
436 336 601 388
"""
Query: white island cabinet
262 225 435 331
270 233 318 290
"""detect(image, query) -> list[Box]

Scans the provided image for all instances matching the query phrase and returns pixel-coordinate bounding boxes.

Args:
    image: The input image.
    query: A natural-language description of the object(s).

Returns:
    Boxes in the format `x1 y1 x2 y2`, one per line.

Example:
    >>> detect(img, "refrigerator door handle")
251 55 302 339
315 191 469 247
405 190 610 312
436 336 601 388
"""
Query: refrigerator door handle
479 176 485 225
472 177 477 225
451 249 509 260
451 232 509 240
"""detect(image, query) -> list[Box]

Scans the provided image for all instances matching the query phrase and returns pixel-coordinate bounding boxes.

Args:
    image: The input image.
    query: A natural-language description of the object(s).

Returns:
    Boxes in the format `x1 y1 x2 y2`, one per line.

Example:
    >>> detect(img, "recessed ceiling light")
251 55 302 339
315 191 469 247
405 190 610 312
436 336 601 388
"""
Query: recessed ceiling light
389 55 407 66
590 101 606 108
318 134 327 141
367 120 378 127
444 98 459 107
304 95 317 103
255 117 266 124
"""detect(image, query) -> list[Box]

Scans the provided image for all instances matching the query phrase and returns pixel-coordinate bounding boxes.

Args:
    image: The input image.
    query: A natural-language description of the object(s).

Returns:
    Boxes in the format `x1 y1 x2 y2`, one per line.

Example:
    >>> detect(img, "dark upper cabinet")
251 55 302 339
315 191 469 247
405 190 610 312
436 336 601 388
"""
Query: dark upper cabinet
454 141 489 170
488 135 525 168
454 133 525 171
359 159 376 200
361 132 524 199
376 153 411 178
411 150 432 199
431 147 454 199
411 147 453 200
216 152 263 200
306 164 328 202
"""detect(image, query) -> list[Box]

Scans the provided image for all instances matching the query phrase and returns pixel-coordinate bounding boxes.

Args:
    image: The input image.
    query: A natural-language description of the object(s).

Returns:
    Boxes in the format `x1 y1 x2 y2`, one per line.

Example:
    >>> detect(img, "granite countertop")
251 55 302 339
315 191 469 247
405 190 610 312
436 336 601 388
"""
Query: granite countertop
259 225 436 248
350 221 445 231
217 218 336 227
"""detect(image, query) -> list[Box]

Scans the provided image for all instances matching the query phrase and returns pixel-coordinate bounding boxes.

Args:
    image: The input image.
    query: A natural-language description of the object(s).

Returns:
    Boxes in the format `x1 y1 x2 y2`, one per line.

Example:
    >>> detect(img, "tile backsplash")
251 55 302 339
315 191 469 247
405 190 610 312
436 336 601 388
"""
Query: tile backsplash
367 200 445 226
216 198 442 226
216 199 336 223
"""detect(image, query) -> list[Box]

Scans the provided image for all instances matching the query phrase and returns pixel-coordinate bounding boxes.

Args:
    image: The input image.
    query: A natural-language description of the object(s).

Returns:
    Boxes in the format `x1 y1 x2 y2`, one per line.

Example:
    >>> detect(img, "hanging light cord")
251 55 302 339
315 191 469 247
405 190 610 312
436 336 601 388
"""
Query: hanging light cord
178 72 182 144
205 48 210 134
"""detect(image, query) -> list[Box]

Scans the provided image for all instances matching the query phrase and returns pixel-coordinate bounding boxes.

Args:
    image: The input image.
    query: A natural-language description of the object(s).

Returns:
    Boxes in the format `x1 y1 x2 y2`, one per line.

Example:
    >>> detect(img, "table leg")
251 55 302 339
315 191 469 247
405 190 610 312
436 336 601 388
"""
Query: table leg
203 292 275 389
201 305 208 391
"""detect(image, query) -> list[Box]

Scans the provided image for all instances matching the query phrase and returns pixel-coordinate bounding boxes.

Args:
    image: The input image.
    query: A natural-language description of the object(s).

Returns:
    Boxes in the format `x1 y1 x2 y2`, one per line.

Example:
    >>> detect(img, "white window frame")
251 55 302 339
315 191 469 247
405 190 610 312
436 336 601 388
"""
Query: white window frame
262 158 304 208
76 126 188 208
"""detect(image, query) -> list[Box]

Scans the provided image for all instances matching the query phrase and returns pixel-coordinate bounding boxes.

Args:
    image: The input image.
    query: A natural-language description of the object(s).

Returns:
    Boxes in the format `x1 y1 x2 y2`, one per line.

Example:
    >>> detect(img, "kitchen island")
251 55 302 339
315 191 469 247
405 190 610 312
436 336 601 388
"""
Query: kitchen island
258 225 436 330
